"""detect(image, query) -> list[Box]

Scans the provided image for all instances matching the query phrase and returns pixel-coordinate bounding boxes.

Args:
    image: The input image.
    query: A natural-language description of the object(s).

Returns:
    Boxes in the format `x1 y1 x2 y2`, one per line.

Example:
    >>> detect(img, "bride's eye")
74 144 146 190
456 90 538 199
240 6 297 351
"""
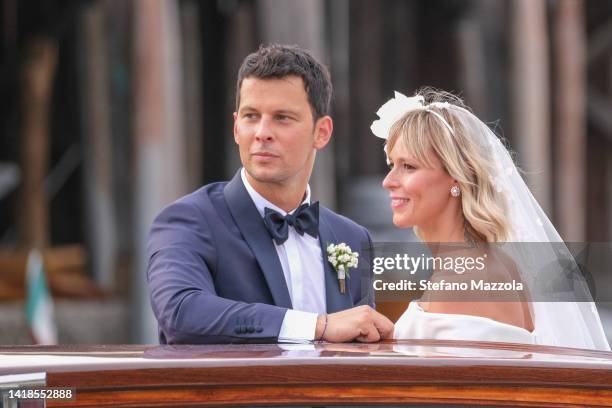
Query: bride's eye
403 163 416 171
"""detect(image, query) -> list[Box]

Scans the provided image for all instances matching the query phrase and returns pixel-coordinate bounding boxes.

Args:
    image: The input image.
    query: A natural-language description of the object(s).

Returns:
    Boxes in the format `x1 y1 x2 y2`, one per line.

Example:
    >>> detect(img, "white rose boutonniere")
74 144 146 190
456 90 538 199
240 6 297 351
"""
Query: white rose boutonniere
326 243 359 294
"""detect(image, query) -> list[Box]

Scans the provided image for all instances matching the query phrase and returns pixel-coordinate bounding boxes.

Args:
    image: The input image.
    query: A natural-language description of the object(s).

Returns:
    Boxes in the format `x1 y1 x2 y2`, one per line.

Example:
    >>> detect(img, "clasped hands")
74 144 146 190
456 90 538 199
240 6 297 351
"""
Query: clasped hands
315 305 394 342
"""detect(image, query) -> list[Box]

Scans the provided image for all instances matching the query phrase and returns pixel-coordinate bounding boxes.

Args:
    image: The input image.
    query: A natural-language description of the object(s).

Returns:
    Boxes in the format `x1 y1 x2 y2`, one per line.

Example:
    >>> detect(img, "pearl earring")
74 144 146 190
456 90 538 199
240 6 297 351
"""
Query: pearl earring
450 185 461 197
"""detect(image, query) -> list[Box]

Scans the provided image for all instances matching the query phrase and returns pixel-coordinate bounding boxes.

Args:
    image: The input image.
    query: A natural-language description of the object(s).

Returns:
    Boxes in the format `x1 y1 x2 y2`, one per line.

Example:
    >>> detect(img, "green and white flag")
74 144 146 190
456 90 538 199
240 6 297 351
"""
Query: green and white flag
25 249 58 344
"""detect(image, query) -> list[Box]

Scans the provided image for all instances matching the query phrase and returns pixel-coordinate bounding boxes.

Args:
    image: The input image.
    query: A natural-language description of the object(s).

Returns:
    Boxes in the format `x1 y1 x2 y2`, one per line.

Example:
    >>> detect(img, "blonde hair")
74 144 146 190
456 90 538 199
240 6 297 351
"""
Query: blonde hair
386 89 511 242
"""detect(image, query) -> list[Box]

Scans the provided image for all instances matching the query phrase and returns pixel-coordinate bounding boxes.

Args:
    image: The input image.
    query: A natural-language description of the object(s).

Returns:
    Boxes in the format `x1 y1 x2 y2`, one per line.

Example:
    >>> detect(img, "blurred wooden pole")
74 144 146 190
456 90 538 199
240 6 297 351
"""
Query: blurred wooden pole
329 0 349 179
554 0 587 241
457 4 486 117
18 38 58 249
511 0 552 214
132 0 187 343
180 0 203 191
350 0 384 177
80 1 118 288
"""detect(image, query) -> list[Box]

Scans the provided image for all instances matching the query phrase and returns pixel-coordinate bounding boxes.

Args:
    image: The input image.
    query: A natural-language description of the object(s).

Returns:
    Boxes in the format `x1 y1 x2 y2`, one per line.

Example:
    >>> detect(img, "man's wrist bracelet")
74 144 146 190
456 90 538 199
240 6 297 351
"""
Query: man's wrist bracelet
318 314 328 341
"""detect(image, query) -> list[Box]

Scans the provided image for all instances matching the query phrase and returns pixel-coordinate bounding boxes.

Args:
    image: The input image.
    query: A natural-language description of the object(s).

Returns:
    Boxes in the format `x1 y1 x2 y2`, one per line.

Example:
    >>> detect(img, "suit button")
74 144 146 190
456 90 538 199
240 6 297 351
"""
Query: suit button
255 327 263 333
247 326 255 333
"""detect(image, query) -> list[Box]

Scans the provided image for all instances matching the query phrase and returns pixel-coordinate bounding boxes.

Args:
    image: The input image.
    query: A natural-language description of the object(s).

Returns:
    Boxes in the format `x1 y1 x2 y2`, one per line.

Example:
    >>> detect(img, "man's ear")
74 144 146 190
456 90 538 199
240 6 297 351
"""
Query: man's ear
233 112 239 144
314 116 333 150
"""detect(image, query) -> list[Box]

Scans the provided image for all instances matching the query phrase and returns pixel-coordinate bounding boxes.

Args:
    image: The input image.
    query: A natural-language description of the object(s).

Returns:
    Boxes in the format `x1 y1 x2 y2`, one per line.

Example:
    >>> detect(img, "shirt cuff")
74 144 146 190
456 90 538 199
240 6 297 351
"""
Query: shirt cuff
278 309 318 341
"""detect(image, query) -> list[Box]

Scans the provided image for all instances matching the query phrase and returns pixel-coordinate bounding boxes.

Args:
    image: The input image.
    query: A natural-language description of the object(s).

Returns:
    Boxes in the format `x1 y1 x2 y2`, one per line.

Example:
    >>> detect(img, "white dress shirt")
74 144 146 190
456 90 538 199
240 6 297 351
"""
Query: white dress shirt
240 169 324 340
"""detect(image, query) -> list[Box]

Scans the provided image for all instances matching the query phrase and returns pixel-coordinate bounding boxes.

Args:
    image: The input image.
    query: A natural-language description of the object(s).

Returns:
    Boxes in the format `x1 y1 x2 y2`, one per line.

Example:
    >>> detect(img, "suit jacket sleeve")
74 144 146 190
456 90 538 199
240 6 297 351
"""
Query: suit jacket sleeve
147 199 288 344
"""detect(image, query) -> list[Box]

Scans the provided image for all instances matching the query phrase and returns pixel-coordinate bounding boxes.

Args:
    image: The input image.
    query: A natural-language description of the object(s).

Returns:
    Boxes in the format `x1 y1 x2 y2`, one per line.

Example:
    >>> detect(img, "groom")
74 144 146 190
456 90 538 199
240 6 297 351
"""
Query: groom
147 44 393 344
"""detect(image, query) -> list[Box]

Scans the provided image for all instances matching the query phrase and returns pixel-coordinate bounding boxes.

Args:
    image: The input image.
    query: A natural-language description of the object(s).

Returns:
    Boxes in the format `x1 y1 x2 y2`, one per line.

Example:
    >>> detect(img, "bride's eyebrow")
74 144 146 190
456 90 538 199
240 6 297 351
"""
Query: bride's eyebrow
392 157 412 164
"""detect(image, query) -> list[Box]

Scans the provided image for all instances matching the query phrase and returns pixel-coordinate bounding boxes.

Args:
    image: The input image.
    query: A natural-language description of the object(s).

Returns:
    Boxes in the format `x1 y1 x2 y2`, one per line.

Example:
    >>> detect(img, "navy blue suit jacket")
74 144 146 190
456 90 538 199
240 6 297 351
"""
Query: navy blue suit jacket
147 171 374 344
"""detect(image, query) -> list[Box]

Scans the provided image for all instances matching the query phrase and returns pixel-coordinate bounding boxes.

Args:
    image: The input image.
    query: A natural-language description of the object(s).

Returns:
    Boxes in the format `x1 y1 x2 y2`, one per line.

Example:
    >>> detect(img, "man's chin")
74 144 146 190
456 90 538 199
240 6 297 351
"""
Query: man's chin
245 167 286 184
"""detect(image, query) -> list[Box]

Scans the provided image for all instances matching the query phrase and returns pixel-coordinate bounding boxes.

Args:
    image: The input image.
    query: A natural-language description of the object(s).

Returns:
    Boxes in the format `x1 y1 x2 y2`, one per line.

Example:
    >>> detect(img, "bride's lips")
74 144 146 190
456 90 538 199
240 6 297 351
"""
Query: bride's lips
390 196 410 209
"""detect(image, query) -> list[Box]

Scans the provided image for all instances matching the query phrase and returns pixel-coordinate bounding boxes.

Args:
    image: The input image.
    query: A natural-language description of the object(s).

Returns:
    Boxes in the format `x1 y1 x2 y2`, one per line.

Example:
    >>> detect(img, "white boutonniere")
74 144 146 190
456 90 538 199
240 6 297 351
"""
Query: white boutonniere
326 243 359 294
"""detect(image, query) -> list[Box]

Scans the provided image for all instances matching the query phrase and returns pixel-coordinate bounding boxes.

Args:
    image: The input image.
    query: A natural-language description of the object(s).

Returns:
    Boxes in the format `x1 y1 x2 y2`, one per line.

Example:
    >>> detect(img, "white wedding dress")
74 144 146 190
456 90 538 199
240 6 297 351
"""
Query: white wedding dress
394 301 536 345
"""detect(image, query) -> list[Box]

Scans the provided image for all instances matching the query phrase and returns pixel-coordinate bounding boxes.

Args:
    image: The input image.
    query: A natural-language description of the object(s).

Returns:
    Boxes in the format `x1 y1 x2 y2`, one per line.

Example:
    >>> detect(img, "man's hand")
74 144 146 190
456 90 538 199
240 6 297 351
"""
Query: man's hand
315 305 394 343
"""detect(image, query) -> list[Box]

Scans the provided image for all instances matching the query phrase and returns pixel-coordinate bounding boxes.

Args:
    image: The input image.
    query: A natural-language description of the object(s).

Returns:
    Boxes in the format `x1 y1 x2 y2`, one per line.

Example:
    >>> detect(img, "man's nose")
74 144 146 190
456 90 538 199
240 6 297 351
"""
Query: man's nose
255 117 274 142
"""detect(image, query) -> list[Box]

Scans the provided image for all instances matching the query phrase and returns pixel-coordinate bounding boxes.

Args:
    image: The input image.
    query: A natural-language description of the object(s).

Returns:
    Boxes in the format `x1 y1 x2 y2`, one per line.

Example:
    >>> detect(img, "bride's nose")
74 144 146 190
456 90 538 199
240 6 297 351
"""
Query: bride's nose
382 170 398 190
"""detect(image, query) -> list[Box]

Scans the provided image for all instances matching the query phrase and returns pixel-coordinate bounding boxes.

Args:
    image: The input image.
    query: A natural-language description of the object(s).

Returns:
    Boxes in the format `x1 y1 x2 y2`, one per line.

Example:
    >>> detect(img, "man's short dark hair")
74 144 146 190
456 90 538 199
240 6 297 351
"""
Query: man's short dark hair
235 44 332 121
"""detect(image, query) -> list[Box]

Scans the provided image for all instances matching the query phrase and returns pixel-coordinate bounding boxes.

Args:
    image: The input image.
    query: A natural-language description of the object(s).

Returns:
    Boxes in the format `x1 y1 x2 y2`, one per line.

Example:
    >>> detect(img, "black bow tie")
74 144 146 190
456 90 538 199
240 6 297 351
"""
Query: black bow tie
263 202 319 245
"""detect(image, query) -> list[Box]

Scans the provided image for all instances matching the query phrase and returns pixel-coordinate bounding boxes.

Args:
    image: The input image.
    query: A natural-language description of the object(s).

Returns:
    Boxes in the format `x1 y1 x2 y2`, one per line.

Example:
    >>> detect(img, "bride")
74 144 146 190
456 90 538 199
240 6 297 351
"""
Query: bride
371 88 610 351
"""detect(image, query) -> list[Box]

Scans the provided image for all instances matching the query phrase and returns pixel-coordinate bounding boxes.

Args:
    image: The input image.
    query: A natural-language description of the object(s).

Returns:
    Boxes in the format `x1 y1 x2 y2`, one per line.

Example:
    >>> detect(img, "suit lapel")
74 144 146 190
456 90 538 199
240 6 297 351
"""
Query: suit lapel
318 212 353 313
223 171 293 309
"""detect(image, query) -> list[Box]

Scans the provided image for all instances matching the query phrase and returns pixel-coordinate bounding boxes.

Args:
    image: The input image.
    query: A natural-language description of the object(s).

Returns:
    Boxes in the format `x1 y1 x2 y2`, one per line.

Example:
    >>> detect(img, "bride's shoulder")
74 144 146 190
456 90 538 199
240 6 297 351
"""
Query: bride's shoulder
421 244 534 331
470 243 521 281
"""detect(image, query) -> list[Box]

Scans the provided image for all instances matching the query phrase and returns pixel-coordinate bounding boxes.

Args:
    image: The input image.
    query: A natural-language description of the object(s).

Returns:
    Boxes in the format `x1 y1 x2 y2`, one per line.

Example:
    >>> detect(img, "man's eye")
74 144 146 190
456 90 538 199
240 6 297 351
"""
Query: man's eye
243 113 257 119
276 115 291 121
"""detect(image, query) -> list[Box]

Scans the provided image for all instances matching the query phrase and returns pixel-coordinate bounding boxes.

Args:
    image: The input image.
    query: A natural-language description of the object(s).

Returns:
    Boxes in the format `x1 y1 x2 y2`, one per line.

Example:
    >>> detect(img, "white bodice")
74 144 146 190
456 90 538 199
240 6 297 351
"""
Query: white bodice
394 301 536 345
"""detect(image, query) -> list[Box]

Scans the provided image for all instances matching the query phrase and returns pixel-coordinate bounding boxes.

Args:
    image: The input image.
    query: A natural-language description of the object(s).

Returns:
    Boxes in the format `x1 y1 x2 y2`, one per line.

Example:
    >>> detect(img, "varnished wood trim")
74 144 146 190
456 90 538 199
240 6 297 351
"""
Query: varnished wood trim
47 364 612 389
46 384 612 407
